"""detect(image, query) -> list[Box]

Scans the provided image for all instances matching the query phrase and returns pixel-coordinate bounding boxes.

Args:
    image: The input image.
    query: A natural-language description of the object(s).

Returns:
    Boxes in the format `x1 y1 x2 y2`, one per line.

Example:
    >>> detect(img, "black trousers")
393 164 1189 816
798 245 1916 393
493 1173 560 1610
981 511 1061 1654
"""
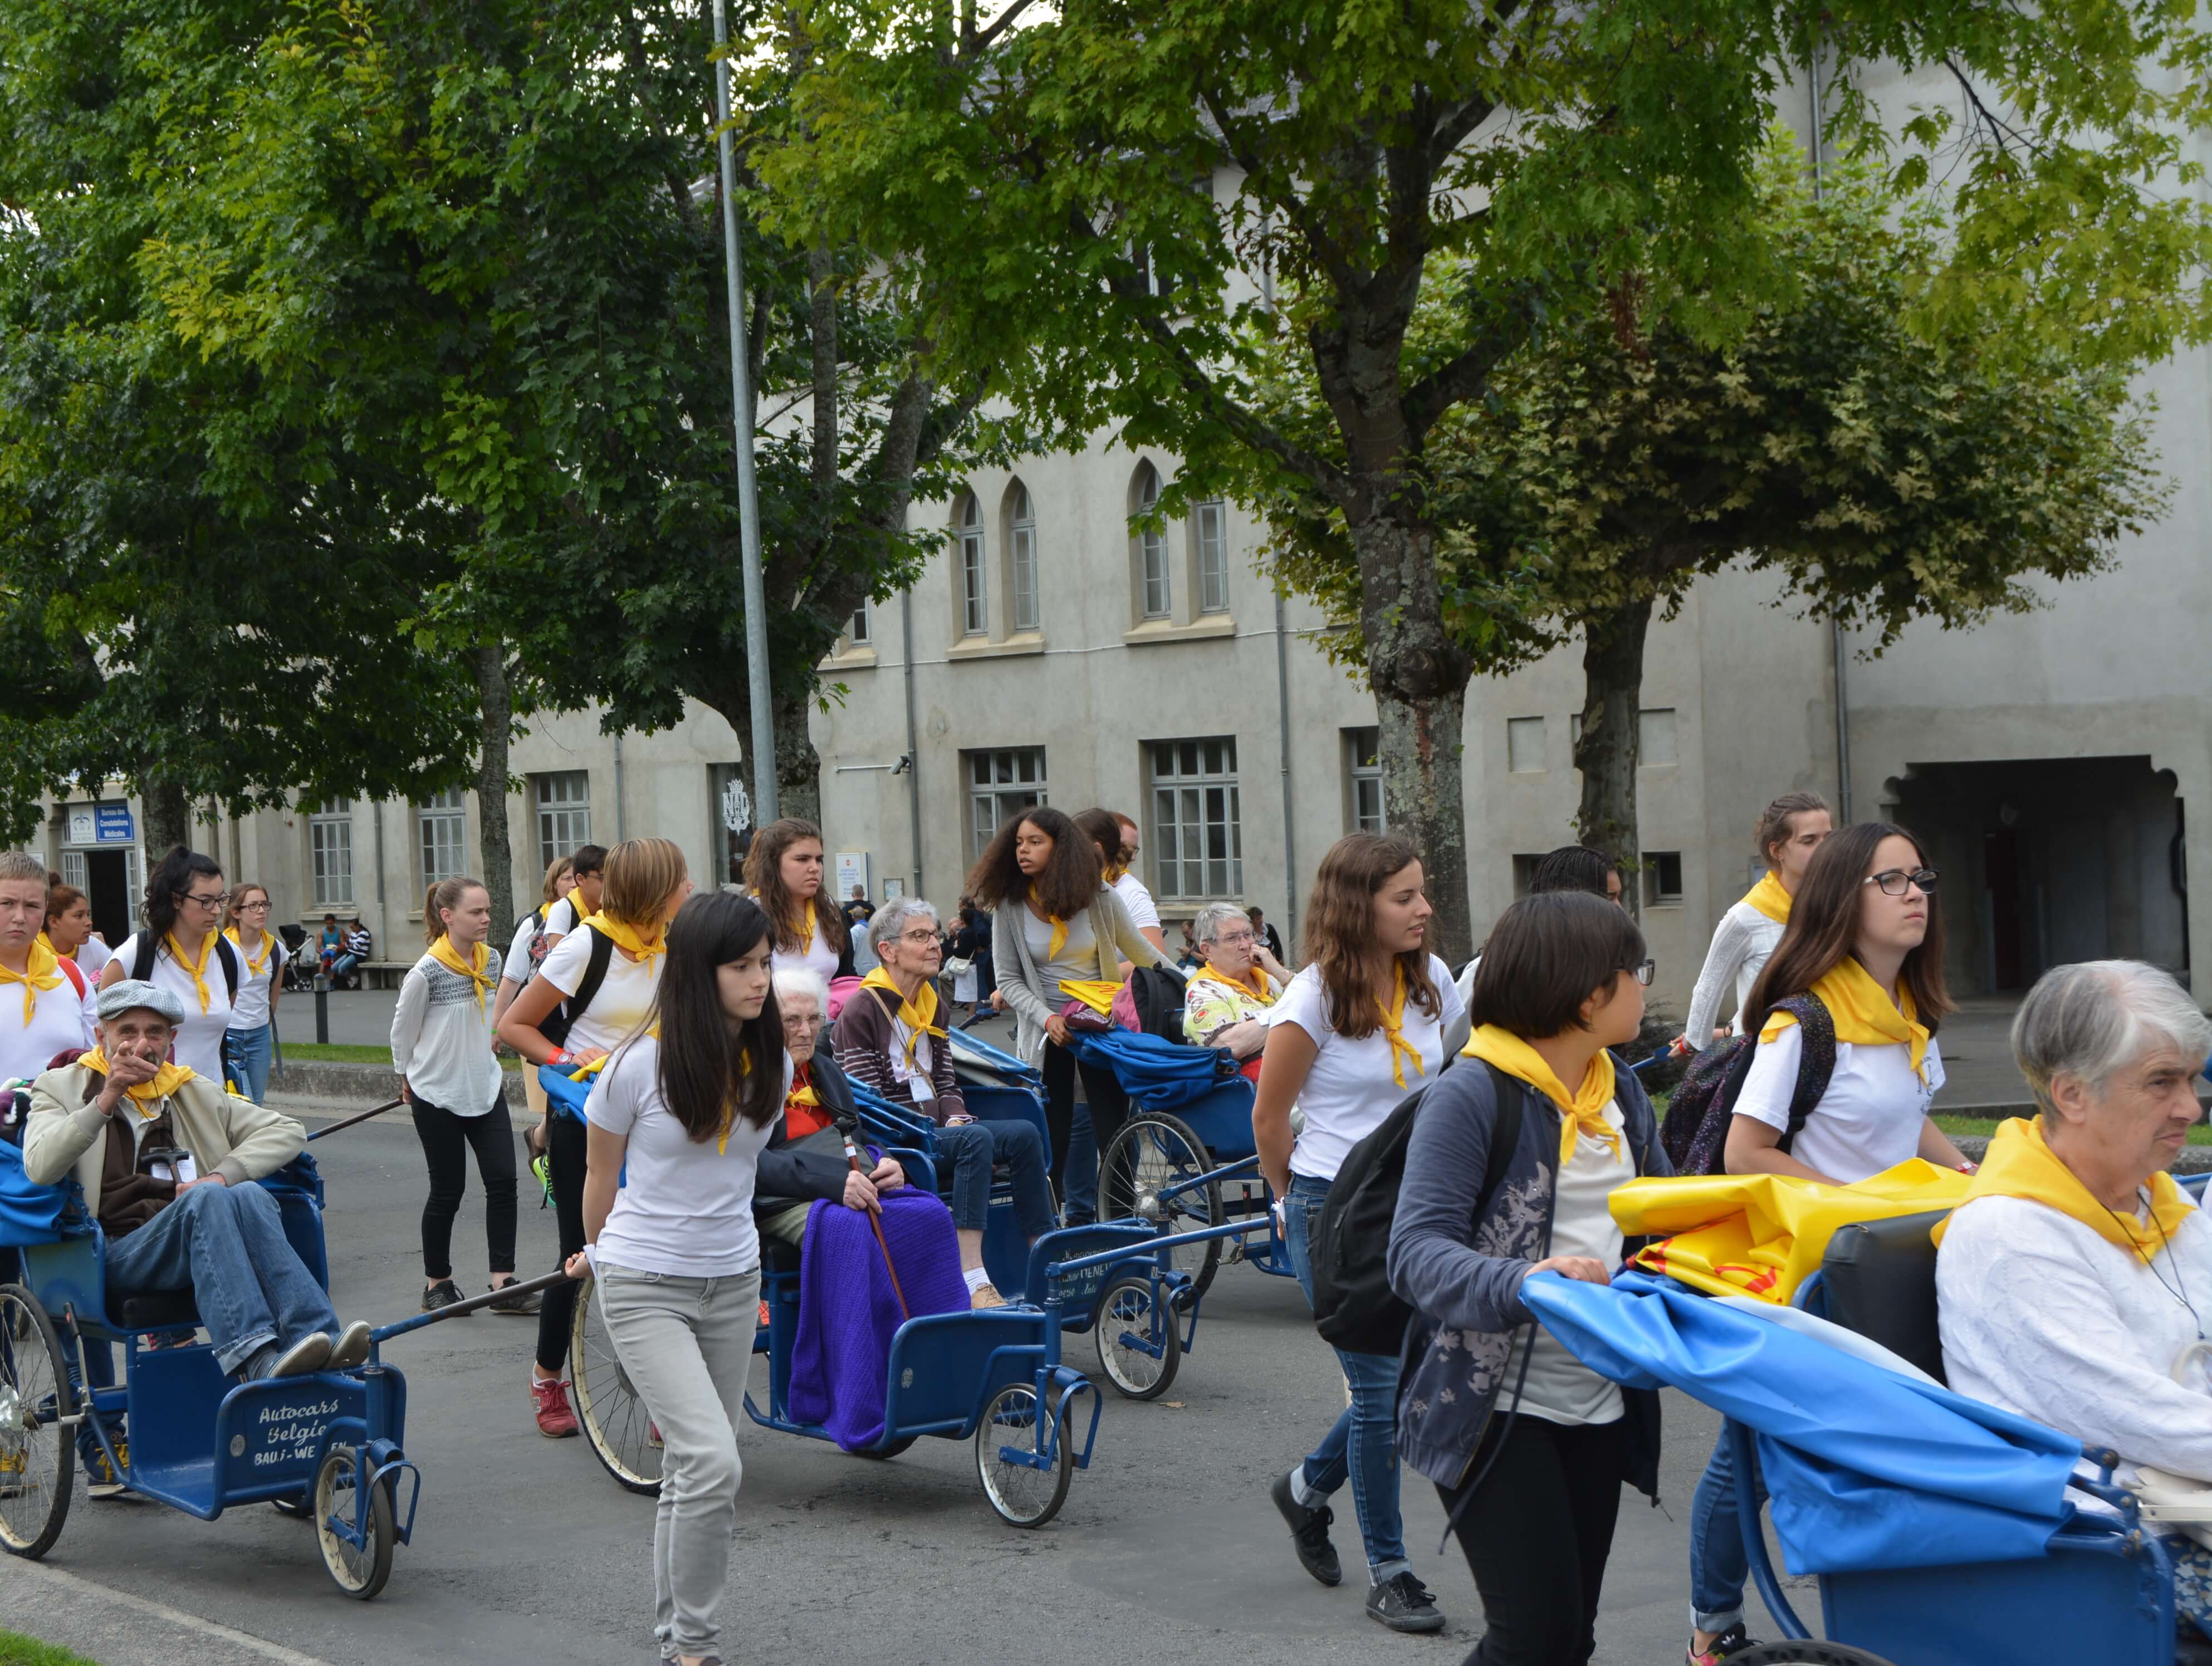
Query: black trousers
1039 1038 1130 1202
411 1093 519 1280
535 1110 589 1373
1437 1413 1629 1666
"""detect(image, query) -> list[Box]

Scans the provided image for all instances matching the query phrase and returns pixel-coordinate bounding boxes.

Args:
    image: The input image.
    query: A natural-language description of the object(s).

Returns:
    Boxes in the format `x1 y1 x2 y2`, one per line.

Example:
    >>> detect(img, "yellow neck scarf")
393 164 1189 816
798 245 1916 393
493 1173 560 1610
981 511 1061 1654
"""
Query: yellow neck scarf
1933 1116 2195 1265
790 900 816 953
1743 871 1793 925
224 926 272 979
1462 1023 1623 1167
1374 965 1427 1090
166 930 216 1013
0 938 63 1024
80 1046 197 1107
715 1047 754 1154
1761 957 1930 1082
580 912 666 966
428 935 495 1013
1199 962 1273 1004
860 967 946 1070
1029 891 1069 963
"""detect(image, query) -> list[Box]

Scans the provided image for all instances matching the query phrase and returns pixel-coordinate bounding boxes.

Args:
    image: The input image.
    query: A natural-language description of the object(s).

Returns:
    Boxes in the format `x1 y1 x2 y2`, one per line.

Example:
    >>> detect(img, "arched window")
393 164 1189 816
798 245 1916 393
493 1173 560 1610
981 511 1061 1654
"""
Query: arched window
1133 463 1169 619
1008 482 1040 633
955 491 986 636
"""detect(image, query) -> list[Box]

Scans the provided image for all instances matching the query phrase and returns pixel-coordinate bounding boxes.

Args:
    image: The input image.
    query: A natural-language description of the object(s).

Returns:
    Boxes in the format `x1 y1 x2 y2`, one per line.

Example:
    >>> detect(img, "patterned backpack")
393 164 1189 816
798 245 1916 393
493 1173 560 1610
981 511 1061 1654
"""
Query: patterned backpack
1658 994 1838 1175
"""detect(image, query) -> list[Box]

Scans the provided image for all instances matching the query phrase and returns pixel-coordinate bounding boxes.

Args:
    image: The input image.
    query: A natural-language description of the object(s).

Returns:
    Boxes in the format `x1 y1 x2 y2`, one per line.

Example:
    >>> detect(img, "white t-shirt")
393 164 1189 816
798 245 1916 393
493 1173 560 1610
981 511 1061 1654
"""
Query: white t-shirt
585 1035 787 1277
503 914 542 987
109 933 237 1084
0 963 97 1085
72 937 114 980
224 931 286 1030
1734 1023 1945 1184
537 927 661 1055
1268 955 1465 1182
1506 1102 1629 1425
771 925 842 988
544 895 583 939
1111 873 1162 935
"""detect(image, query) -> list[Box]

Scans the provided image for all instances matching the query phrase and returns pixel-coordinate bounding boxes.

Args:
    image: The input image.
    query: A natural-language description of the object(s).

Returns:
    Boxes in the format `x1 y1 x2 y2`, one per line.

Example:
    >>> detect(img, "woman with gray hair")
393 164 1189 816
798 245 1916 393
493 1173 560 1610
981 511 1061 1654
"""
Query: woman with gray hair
1182 901 1290 1080
1935 958 2212 1647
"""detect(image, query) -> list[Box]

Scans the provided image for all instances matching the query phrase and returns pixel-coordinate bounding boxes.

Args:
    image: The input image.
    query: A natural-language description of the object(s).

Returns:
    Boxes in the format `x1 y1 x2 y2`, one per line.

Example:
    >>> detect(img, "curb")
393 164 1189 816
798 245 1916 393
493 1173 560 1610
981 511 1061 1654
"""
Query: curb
267 1057 525 1109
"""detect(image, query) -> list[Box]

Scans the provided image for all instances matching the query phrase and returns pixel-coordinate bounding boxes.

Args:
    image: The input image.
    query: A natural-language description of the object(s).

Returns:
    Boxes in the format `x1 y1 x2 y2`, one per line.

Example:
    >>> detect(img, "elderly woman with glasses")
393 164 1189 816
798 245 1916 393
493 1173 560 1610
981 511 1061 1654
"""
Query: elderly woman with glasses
753 966 908 1248
1936 958 2212 1648
1183 901 1293 1080
833 898 1054 1309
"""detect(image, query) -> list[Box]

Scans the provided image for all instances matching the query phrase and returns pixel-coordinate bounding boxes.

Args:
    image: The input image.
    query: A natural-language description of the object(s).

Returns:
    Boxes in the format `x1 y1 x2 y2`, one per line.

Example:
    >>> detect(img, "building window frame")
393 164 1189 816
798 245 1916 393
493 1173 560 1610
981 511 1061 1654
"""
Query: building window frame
1149 736 1243 900
1007 482 1041 635
1133 463 1171 621
956 491 987 638
533 771 592 874
417 788 467 890
1193 498 1230 615
1345 727 1384 832
309 801 355 909
848 602 871 646
1645 850 1686 908
964 747 1048 860
1507 716 1548 775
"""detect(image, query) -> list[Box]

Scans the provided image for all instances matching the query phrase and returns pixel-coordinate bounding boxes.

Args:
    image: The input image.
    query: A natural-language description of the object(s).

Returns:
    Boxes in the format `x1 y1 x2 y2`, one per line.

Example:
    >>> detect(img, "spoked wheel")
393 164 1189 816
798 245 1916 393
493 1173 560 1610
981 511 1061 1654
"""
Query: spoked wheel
1095 1276 1181 1400
313 1444 394 1600
570 1271 663 1495
1099 1113 1222 1300
0 1286 72 1560
1729 1646 1900 1665
974 1383 1073 1527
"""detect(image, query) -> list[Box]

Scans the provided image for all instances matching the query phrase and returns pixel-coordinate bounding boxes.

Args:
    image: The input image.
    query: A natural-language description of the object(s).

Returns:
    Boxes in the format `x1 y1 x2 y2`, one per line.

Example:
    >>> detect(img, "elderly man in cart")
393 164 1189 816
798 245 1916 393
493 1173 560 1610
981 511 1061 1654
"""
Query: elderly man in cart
22 979 371 1385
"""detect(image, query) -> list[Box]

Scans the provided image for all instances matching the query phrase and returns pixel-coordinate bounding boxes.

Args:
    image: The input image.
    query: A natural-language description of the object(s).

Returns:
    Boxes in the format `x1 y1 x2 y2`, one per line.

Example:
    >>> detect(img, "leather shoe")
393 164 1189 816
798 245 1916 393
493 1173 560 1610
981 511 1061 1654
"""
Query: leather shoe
268 1332 332 1378
327 1321 371 1370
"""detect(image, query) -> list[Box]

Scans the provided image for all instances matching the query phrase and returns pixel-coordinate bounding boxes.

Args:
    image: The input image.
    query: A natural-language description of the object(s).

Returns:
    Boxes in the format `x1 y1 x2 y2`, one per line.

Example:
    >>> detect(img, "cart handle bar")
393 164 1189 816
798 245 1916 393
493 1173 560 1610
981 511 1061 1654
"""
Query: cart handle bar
1048 1214 1275 1277
306 1098 407 1141
368 1266 578 1345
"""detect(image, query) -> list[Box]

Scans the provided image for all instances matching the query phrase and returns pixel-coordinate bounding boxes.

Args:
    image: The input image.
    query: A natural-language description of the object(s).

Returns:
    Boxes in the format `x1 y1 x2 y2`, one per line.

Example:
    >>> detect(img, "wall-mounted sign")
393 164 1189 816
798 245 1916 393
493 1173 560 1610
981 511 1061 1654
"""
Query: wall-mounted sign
94 804 135 845
835 852 871 901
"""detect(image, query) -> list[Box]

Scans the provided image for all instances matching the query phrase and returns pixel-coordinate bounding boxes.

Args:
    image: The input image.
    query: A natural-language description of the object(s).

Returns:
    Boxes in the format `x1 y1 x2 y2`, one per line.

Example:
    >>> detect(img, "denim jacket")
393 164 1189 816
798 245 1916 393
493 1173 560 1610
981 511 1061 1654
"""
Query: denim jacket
1386 1054 1669 1494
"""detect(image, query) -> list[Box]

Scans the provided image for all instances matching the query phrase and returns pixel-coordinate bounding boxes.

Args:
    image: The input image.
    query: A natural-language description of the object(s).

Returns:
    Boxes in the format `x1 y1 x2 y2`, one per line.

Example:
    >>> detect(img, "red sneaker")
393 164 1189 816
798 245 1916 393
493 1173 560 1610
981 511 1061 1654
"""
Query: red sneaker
531 1374 579 1439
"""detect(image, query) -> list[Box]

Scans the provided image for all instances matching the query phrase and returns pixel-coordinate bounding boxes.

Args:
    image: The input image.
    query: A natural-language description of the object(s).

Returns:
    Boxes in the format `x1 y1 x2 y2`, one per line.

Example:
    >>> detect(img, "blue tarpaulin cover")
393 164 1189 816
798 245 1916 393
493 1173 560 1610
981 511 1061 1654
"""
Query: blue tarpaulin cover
1520 1269 2082 1575
0 1138 65 1248
1071 1030 1237 1109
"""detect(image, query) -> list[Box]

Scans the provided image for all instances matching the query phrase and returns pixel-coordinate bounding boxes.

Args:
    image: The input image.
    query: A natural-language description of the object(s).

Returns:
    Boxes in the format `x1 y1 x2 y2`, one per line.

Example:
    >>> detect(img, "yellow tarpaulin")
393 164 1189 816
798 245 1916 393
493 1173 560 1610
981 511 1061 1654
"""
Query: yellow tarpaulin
1057 978 1123 1017
1614 1159 1973 1305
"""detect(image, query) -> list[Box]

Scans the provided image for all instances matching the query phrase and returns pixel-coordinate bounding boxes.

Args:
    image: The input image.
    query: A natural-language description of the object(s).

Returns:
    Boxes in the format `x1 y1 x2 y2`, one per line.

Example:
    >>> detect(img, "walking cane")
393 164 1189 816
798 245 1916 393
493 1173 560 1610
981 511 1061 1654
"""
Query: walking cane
844 1133 911 1320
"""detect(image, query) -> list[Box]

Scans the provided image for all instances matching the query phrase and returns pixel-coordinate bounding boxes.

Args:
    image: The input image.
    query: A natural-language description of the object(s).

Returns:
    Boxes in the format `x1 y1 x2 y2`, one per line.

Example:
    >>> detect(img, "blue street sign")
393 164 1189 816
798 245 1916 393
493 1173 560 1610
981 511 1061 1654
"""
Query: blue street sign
94 804 135 844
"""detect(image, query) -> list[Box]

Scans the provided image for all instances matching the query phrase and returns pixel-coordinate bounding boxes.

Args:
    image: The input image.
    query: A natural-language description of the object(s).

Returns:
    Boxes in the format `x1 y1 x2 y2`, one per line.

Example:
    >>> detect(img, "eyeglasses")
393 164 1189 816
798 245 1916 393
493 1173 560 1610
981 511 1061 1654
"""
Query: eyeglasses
1626 959 1655 987
238 899 271 911
896 928 939 945
1211 930 1256 947
1863 868 1940 898
179 890 229 910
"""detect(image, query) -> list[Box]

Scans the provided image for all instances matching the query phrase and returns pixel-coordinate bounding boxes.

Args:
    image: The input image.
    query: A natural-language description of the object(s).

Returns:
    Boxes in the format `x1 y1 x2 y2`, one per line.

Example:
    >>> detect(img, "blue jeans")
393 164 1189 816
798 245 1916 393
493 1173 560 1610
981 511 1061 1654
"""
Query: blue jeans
1689 1427 1766 1633
937 1120 1055 1239
106 1184 338 1376
331 954 360 982
1283 1174 1408 1580
1064 1106 1098 1223
224 1024 273 1103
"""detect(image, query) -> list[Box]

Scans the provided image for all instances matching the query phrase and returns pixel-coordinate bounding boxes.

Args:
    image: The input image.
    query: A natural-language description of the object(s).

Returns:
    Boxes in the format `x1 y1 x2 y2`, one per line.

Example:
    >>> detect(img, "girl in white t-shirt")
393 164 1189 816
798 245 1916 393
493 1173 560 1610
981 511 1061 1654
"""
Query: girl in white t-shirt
742 819 854 991
101 846 237 1085
0 852 95 1085
1253 832 1463 1635
41 883 112 982
567 890 784 1666
497 837 693 1438
220 882 287 1104
494 854 575 1126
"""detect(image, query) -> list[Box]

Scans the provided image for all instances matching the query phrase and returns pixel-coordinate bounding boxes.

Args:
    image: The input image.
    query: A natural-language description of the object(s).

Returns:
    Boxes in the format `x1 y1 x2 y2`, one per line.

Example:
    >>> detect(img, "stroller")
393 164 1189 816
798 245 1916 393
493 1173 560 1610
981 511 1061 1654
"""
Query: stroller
279 923 318 992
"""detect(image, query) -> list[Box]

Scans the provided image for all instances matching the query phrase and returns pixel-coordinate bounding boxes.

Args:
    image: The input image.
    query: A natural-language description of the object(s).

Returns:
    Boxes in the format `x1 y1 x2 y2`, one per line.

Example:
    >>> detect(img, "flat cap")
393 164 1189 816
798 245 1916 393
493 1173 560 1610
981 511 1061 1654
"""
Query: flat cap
96 979 186 1025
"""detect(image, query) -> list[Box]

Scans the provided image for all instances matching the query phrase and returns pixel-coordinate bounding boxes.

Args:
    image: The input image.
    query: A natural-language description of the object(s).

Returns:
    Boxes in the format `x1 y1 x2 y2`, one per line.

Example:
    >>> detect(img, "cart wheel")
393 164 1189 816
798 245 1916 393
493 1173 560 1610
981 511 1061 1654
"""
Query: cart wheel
313 1444 394 1600
270 1493 313 1520
974 1383 1073 1527
1728 1647 1899 1665
1099 1113 1223 1299
570 1271 663 1495
1095 1276 1181 1400
855 1436 918 1461
0 1286 72 1560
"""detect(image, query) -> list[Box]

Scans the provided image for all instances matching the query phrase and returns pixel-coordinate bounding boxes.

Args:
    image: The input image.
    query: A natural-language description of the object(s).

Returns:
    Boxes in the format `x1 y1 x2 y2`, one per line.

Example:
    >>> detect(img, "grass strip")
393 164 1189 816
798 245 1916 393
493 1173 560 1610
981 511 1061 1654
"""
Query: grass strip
0 1629 101 1666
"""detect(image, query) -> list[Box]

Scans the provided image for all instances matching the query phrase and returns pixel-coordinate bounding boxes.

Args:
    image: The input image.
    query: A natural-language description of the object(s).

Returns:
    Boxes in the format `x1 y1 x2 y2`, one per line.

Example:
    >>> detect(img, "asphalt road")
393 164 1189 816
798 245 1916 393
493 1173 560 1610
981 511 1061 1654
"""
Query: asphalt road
0 1108 1798 1666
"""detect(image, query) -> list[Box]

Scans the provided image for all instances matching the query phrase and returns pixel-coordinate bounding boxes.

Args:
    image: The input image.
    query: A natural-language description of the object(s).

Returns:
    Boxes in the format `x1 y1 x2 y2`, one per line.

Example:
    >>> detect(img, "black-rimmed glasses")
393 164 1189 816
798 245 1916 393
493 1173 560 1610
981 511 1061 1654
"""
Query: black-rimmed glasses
1863 868 1939 898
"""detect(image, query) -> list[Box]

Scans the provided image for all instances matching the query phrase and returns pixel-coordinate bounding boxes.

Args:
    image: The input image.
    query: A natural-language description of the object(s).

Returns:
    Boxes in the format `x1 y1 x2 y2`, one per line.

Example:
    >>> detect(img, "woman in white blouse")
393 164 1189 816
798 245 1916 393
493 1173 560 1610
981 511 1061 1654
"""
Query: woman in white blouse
0 852 94 1085
743 818 857 989
1253 832 1463 1638
100 845 238 1085
221 882 286 1104
1678 792 1831 1052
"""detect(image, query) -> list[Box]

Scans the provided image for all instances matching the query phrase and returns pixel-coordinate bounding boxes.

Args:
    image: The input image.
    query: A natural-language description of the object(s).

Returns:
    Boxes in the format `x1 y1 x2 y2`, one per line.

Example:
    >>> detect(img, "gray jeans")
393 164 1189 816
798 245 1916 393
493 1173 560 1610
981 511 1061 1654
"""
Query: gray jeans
595 1259 762 1660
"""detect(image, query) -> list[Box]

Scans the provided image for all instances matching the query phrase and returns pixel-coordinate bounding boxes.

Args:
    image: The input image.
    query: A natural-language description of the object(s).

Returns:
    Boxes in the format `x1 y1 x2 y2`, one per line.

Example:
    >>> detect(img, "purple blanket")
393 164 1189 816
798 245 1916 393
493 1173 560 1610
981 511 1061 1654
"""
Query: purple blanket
789 1188 968 1451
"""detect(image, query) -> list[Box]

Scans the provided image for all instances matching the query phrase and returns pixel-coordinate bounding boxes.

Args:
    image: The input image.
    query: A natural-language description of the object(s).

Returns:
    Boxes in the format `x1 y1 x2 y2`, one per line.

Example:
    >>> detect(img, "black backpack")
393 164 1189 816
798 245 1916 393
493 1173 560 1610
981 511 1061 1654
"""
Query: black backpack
1308 1062 1524 1359
1126 966 1186 1041
1657 993 1837 1175
133 933 240 1002
537 925 618 1050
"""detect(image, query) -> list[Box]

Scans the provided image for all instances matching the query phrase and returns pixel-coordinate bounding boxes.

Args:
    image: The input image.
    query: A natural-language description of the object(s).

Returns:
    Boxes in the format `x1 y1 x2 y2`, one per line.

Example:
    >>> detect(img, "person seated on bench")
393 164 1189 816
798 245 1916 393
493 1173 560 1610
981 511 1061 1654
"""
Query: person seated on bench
331 921 371 987
755 967 907 1247
834 899 1053 1310
22 979 370 1381
1182 900 1290 1081
1935 958 2212 1644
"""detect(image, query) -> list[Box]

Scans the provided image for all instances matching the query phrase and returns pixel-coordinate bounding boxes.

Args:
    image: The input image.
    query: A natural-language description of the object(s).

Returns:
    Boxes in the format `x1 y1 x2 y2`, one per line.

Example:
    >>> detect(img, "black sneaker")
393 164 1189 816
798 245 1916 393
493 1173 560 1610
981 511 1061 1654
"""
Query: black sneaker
487 1281 540 1316
1269 1469 1342 1587
422 1279 466 1313
1365 1571 1445 1633
1689 1623 1759 1665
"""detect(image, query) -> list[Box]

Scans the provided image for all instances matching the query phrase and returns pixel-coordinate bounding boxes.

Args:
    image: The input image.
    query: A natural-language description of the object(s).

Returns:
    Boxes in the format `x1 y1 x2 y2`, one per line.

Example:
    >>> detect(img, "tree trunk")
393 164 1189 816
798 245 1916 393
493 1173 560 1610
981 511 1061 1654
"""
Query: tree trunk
772 684 821 827
1354 514 1476 965
1572 595 1656 919
141 775 188 858
473 644 517 930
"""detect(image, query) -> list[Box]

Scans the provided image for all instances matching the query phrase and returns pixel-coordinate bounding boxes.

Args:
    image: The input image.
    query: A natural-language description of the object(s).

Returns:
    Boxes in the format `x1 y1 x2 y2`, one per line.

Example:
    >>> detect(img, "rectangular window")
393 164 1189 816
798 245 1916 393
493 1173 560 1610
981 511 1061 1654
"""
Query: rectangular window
1345 727 1383 832
965 747 1048 860
309 802 355 908
59 850 86 894
534 771 592 873
1150 737 1242 900
1195 500 1230 614
960 523 988 636
1507 716 1547 774
1640 707 1679 767
1645 850 1685 907
849 604 871 645
1512 853 1545 897
1011 521 1039 633
1140 526 1170 619
417 789 467 889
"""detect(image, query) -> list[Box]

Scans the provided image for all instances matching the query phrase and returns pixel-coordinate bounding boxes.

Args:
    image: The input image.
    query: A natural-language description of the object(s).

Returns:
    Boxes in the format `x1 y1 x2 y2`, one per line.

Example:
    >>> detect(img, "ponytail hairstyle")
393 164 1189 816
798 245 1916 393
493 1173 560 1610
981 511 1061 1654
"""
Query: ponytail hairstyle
1301 832 1439 1040
143 845 224 944
741 819 847 958
645 891 782 1142
222 883 271 932
1746 821 1952 1032
600 837 689 932
1071 807 1133 883
45 883 87 931
423 876 486 944
1755 791 1832 872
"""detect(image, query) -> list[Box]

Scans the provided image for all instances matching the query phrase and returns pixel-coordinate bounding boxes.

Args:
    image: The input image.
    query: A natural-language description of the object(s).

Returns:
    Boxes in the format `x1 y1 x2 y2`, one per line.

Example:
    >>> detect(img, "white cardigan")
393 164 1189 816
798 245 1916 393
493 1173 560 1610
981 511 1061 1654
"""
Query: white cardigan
1682 901 1785 1047
389 947 506 1115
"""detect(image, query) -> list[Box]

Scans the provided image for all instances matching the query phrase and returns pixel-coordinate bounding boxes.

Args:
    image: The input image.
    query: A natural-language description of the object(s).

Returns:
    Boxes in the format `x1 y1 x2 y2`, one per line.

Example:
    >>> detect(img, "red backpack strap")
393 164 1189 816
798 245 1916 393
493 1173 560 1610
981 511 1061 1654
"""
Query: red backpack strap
56 956 85 998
